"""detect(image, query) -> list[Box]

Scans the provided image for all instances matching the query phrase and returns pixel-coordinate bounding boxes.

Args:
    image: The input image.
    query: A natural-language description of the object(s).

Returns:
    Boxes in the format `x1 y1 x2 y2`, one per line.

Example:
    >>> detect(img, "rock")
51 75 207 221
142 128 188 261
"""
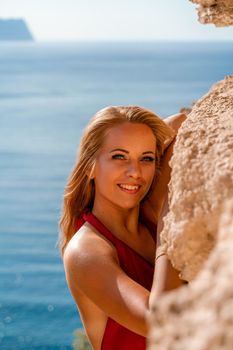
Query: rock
0 19 34 41
148 3 233 349
190 0 233 27
148 198 233 350
159 76 233 282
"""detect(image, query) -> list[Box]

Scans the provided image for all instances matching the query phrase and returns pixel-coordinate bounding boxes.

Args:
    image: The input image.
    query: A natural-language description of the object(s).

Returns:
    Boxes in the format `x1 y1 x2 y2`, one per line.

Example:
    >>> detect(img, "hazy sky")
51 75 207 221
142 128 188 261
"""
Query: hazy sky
1 0 233 41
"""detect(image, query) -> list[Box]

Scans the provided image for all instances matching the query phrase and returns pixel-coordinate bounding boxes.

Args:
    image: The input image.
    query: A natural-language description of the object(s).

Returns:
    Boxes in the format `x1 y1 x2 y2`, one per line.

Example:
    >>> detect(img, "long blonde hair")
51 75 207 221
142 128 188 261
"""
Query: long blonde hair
59 106 174 255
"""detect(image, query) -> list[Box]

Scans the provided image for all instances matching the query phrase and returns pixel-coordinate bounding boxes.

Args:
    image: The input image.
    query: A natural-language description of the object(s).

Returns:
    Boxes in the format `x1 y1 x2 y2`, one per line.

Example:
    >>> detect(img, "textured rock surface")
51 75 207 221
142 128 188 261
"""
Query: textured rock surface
190 0 233 26
148 198 233 350
159 76 233 281
148 5 233 349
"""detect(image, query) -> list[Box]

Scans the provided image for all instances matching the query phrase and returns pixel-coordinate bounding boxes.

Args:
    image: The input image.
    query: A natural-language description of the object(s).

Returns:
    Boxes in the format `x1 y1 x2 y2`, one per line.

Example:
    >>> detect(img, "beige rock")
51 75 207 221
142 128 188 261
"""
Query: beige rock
148 198 233 350
160 76 233 281
190 0 233 26
148 5 233 349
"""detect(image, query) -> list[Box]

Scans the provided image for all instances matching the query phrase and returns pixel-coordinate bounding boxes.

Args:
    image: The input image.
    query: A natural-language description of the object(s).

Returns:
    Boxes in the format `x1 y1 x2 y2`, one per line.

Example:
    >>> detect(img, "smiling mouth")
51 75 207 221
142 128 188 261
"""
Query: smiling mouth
118 184 141 193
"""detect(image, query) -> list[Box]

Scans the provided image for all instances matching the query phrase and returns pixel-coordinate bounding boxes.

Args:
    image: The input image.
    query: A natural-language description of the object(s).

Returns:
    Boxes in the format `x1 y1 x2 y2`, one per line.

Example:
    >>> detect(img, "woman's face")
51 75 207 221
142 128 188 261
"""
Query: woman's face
92 122 156 211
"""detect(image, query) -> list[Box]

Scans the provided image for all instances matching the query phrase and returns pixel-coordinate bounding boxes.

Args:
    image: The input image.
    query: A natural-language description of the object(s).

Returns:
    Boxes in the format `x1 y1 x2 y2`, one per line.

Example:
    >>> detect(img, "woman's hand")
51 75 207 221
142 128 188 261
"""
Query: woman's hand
164 112 187 135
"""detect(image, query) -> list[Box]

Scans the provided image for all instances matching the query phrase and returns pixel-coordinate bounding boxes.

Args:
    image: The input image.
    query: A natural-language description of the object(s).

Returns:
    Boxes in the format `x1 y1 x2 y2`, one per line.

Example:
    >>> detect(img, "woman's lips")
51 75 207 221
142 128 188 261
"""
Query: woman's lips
118 184 141 194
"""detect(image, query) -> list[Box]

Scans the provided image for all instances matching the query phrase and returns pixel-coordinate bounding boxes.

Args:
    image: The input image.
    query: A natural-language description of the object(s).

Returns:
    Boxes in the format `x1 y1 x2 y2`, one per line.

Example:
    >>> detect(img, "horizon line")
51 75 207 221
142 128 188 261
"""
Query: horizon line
1 38 232 44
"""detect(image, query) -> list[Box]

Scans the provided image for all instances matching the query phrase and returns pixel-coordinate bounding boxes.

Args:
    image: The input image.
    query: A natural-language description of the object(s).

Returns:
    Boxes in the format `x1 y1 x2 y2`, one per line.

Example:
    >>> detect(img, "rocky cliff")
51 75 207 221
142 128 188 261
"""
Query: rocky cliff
0 19 33 41
149 197 233 350
159 76 233 282
148 1 233 348
190 0 233 26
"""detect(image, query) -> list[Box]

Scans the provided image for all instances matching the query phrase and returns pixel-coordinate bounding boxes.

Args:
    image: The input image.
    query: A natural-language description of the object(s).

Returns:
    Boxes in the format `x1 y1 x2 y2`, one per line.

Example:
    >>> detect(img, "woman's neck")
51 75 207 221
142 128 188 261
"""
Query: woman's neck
92 201 140 240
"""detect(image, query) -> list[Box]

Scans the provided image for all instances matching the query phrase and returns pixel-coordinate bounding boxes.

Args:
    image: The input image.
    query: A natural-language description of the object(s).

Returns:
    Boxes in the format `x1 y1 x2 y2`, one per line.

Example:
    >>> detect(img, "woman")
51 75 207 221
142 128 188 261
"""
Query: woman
60 106 185 350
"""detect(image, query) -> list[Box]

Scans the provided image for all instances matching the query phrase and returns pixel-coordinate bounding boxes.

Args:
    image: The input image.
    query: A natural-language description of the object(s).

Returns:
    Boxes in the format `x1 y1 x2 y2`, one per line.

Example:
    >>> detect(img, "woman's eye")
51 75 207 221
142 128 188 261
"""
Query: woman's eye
142 156 155 162
112 154 125 160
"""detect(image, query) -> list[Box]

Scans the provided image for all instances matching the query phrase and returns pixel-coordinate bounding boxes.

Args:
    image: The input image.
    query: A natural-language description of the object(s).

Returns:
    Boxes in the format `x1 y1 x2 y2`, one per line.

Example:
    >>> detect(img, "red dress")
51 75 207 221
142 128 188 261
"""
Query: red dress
76 211 156 350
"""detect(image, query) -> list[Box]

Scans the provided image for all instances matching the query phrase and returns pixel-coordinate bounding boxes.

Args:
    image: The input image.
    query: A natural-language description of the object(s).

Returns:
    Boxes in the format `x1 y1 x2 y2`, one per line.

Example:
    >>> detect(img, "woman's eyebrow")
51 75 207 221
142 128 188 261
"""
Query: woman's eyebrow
142 151 155 155
110 148 129 153
109 149 155 155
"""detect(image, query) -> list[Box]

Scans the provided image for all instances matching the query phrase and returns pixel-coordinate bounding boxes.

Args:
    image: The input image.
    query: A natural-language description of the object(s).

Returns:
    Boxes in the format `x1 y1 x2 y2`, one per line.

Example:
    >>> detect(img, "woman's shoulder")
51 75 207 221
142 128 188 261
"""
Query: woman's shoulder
63 223 118 271
63 223 122 308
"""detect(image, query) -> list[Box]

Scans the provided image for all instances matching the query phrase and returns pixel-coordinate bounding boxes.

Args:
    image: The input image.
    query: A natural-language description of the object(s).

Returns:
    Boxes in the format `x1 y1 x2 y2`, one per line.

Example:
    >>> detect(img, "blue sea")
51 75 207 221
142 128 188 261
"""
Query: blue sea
0 41 232 349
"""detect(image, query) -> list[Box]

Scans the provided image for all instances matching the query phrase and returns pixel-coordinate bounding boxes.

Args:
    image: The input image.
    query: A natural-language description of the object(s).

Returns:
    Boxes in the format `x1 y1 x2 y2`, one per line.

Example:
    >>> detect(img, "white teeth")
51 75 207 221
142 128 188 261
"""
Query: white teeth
119 184 139 190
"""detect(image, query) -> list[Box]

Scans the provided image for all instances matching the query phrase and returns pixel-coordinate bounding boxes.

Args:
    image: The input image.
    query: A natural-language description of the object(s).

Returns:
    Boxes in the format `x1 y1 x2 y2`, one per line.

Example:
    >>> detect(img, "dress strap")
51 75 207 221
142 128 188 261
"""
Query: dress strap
82 211 118 246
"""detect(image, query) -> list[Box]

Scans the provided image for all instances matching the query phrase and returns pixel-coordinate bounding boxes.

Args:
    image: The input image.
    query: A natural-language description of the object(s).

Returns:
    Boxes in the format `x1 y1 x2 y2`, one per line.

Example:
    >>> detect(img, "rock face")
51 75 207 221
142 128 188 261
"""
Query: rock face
190 0 233 26
159 76 233 282
148 3 233 349
0 19 33 41
149 77 233 348
148 198 233 350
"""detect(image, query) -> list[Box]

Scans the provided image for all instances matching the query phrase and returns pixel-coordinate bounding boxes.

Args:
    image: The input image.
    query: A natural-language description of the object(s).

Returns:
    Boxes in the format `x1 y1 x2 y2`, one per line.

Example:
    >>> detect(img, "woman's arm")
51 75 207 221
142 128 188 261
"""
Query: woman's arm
141 113 186 223
143 113 187 304
64 227 150 337
149 195 183 306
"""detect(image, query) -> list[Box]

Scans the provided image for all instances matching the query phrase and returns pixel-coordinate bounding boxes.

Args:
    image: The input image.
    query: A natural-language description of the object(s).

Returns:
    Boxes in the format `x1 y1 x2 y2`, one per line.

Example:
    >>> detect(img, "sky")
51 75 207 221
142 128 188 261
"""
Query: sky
1 0 233 41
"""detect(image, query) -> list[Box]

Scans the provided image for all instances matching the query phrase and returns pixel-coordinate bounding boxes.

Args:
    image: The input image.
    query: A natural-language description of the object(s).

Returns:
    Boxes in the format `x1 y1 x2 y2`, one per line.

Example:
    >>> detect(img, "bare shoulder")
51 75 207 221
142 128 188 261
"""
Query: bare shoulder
63 223 119 275
63 223 121 316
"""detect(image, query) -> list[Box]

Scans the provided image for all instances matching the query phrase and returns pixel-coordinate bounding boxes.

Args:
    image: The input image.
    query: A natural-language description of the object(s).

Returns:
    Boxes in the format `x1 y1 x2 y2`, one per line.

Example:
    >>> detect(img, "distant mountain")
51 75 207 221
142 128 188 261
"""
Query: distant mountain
0 19 34 41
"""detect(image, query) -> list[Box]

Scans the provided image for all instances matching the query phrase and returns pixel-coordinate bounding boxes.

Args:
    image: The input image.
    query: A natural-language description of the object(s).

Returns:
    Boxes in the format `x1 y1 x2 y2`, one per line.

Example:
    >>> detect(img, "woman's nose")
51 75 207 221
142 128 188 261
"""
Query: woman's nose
126 160 142 178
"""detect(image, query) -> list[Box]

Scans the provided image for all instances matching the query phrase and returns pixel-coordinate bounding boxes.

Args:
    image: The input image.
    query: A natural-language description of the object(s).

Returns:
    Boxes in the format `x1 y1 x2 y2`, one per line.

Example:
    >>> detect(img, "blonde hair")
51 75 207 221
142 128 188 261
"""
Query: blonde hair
59 106 174 255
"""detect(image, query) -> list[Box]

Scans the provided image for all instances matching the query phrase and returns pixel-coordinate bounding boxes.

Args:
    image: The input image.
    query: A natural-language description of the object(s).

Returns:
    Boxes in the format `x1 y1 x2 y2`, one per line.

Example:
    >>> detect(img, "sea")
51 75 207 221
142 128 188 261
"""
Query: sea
0 41 232 349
